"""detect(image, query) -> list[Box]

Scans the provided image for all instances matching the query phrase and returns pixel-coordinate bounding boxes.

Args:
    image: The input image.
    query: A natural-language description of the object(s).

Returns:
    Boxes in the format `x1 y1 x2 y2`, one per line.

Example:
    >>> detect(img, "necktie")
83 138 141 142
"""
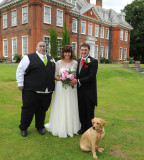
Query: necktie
43 55 48 66
81 59 85 66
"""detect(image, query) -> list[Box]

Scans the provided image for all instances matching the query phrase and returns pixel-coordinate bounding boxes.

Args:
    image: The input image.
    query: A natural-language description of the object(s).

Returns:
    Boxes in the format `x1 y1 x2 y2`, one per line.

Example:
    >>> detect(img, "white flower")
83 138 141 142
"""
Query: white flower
87 58 91 63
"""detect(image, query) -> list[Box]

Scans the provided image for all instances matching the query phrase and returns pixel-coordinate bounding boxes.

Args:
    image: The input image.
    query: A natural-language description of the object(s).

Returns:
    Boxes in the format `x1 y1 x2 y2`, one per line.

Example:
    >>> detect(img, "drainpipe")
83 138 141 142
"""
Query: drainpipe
99 24 102 62
77 17 80 58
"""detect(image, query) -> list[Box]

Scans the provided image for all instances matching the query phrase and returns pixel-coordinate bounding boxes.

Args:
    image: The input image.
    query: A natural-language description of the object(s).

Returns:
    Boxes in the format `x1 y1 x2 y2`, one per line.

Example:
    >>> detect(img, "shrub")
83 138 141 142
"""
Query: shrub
13 54 22 63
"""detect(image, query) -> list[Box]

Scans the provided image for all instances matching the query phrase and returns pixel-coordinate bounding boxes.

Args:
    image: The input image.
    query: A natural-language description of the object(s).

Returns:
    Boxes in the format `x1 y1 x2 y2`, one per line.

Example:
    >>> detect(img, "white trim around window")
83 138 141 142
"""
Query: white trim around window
100 26 104 38
12 37 17 58
120 29 124 41
100 46 104 58
44 36 50 55
22 5 28 24
44 5 51 24
72 18 77 33
95 25 99 37
3 13 7 29
94 45 98 59
124 48 127 60
119 47 123 60
106 28 109 39
22 36 28 56
88 23 93 36
3 39 8 57
72 42 77 56
57 9 63 27
125 31 128 41
57 38 62 56
81 20 86 34
105 46 109 59
11 9 17 27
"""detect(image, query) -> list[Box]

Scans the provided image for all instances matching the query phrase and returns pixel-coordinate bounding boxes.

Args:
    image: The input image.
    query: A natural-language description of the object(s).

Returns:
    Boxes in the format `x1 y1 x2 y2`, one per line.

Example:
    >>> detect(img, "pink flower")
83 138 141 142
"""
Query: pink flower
69 74 74 80
63 70 69 76
60 76 66 81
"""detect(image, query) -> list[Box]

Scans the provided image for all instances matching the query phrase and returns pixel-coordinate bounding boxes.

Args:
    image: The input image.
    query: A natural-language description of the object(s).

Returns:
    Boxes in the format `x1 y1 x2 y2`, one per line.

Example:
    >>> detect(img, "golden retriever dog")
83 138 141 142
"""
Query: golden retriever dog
80 118 106 159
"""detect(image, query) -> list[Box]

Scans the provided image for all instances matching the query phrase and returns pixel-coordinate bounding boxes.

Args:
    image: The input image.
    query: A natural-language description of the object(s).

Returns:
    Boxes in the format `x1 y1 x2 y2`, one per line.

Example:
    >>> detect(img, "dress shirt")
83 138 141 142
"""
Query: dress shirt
16 51 50 93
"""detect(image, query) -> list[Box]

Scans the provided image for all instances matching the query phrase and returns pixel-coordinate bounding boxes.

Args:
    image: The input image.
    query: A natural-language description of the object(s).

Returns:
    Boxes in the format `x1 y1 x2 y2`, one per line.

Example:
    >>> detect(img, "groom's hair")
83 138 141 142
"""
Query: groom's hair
61 45 74 59
80 43 90 50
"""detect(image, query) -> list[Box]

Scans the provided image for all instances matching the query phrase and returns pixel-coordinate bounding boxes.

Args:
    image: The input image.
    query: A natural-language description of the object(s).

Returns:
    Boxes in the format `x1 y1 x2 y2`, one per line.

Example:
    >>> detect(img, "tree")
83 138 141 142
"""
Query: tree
122 0 144 63
61 22 70 47
49 27 58 58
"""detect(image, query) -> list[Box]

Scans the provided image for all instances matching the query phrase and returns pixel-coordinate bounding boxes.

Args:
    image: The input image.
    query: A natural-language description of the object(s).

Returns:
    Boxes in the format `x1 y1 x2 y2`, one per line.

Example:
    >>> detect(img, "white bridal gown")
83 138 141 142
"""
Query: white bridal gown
45 60 80 138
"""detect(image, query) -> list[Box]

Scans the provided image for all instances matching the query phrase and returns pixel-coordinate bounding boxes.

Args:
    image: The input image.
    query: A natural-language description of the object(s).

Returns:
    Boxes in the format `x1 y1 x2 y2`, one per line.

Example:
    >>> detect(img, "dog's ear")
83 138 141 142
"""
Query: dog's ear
101 119 106 126
91 118 95 125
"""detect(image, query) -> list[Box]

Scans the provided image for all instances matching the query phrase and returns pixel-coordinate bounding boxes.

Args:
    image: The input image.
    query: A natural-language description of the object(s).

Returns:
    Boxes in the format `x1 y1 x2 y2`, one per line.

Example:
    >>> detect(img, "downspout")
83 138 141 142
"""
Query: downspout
99 24 102 62
77 17 80 58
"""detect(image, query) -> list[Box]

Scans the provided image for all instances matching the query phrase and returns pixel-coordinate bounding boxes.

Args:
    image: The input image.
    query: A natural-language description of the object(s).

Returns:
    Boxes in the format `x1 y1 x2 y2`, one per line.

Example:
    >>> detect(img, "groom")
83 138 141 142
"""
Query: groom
77 43 98 134
16 41 55 137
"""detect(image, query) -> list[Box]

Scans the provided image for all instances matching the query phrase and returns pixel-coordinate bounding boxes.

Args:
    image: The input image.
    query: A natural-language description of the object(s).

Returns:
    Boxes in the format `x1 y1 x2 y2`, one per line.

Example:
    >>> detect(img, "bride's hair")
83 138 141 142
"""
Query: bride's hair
61 45 73 59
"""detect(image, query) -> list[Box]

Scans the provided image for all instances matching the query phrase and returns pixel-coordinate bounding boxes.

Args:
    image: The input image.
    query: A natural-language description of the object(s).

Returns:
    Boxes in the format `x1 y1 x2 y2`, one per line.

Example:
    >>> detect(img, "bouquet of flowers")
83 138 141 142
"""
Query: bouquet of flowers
58 69 75 89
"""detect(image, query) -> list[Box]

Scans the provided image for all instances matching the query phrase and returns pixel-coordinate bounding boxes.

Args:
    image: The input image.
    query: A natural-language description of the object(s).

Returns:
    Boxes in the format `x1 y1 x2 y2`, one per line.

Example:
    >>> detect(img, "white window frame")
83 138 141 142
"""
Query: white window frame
57 38 62 56
22 5 28 24
125 31 128 41
100 27 104 38
11 9 17 27
57 9 63 27
12 37 17 58
106 28 109 39
124 48 127 60
44 36 50 55
3 13 7 29
3 39 8 57
72 18 77 33
72 42 77 56
119 47 123 60
44 5 51 24
120 30 123 41
22 36 28 56
88 23 93 36
81 20 86 35
94 45 98 59
105 47 109 59
95 25 99 37
100 46 104 58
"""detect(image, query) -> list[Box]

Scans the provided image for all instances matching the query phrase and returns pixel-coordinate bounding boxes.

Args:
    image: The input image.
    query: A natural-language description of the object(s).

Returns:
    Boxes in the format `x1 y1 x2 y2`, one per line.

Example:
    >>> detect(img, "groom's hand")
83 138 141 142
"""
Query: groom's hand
18 86 24 91
69 79 77 86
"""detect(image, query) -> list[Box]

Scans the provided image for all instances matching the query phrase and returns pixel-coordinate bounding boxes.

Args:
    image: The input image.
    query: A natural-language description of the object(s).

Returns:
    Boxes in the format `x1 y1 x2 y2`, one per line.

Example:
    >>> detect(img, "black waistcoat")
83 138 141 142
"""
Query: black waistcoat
24 53 55 92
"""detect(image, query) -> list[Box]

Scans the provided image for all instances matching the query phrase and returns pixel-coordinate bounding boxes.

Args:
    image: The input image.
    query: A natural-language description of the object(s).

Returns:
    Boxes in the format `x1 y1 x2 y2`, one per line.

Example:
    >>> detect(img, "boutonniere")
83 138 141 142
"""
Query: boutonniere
84 64 88 68
50 59 55 65
85 58 91 64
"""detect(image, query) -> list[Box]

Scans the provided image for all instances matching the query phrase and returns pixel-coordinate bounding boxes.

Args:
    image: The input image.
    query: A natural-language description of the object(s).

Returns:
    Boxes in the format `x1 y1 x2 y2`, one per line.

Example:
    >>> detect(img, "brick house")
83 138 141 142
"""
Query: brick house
0 0 133 62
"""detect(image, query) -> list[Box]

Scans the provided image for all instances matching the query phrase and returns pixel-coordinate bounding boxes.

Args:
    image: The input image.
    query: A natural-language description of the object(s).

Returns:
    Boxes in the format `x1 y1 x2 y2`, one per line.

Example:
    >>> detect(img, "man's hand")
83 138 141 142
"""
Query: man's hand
69 78 77 86
18 86 24 91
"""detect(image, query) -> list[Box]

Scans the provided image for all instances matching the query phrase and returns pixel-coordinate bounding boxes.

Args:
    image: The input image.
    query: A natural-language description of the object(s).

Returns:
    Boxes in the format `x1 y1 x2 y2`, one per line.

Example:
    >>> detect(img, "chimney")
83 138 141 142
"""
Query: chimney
96 0 102 8
87 0 90 3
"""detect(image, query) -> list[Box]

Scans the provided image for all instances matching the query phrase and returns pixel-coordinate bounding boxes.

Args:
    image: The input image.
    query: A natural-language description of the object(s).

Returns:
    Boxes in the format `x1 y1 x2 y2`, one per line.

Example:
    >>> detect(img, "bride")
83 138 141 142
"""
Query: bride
45 45 80 138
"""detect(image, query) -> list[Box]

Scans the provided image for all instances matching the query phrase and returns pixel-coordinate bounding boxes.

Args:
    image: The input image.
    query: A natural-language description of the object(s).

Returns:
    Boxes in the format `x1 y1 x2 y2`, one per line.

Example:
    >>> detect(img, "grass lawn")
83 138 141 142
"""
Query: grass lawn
0 63 144 160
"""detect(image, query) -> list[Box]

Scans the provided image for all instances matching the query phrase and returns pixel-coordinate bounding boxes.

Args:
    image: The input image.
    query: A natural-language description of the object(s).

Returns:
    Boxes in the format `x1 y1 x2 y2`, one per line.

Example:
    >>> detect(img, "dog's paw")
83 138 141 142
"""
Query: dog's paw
93 155 98 159
97 148 104 153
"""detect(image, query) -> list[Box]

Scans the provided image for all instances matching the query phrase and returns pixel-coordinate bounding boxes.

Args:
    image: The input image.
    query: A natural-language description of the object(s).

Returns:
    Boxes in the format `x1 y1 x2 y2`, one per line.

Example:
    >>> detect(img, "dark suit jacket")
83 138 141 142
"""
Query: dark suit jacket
77 56 98 106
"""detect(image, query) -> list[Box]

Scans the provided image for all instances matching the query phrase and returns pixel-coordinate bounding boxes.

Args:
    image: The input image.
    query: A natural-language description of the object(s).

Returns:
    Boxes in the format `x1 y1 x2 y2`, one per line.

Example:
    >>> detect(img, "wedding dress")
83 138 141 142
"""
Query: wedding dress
45 60 80 138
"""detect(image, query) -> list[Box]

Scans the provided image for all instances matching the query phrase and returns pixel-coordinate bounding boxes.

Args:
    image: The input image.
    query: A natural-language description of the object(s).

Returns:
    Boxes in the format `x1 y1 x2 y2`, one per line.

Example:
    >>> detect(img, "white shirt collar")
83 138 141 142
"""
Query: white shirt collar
36 51 46 58
81 54 90 60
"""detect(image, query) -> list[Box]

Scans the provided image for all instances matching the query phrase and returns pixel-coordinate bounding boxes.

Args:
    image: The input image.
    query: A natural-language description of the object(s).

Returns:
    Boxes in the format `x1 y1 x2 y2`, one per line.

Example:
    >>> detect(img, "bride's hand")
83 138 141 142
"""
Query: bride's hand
69 78 77 86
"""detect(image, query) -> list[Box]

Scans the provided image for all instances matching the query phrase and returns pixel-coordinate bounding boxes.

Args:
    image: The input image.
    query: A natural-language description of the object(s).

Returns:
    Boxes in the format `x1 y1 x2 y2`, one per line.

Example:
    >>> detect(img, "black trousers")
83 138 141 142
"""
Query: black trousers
78 91 95 131
19 90 52 131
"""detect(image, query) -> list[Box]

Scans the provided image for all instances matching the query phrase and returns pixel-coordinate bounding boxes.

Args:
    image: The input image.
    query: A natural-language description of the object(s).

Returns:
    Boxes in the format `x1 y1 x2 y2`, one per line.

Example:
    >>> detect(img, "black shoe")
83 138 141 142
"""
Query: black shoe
77 129 85 135
21 130 27 137
38 129 45 135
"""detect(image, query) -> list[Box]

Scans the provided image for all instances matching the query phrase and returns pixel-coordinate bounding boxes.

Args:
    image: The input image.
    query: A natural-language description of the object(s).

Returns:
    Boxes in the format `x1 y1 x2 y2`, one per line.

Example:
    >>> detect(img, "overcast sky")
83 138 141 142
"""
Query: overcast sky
0 0 134 13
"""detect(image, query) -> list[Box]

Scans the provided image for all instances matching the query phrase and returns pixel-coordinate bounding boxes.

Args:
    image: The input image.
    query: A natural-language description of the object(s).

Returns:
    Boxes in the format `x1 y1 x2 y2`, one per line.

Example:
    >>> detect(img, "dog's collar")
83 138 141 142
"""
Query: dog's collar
93 128 102 139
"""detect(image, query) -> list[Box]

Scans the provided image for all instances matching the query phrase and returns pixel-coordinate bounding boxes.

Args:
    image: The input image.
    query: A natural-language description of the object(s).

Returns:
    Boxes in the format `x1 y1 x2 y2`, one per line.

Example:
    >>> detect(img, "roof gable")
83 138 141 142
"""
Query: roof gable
83 9 98 20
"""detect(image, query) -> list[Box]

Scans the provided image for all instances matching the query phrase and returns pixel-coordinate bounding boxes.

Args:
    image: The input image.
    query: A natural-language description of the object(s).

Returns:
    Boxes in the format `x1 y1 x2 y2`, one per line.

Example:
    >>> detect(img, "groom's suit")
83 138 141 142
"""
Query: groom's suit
77 55 98 131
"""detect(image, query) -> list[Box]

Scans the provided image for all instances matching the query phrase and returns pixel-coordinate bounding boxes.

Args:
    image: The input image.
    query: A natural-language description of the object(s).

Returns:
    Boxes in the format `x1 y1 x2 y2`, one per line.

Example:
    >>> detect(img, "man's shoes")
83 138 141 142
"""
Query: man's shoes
21 130 27 137
77 129 85 135
38 129 45 135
